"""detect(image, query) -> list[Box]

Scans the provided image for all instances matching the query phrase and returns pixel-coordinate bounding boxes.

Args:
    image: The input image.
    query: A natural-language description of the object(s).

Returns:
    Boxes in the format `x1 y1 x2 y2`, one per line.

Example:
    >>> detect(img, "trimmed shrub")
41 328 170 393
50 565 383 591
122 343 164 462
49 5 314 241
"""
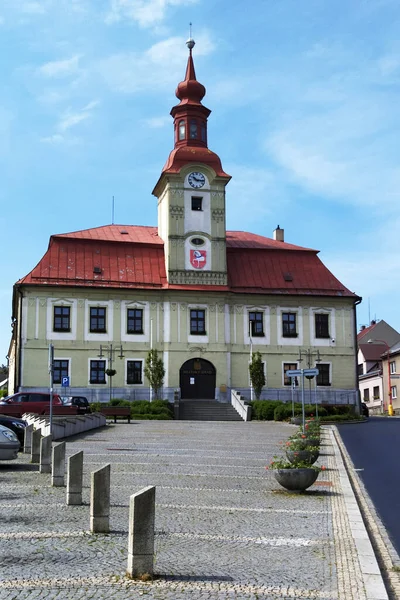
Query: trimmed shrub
90 399 173 420
251 400 282 420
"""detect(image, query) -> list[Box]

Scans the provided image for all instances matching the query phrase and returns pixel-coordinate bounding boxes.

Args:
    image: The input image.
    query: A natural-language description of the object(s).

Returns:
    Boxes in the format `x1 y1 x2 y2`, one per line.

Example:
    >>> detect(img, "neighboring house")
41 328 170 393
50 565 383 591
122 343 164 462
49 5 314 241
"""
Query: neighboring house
0 378 7 392
357 320 400 414
8 40 361 405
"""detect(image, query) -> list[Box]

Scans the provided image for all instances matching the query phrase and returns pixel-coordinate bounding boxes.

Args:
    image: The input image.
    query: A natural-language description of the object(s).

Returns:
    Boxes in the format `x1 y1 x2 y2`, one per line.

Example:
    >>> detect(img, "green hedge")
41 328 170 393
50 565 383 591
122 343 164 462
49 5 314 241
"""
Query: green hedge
251 400 281 420
90 399 174 420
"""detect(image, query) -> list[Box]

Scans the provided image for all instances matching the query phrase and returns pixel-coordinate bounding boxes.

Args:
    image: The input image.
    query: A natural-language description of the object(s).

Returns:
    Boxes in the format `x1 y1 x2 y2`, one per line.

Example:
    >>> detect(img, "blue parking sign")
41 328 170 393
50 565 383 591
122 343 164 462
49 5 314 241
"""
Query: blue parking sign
62 377 70 387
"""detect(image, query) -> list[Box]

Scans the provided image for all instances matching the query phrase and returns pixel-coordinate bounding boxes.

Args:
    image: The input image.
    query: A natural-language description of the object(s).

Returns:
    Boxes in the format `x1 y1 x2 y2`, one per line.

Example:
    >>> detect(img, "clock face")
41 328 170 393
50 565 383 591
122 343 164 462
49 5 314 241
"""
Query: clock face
188 172 206 188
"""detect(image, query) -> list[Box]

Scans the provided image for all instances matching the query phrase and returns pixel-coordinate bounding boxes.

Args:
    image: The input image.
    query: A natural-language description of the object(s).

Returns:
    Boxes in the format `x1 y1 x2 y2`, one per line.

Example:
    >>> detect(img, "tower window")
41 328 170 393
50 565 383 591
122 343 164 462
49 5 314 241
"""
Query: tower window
201 122 206 142
191 197 203 211
191 237 205 246
190 119 198 139
179 120 186 140
190 309 206 335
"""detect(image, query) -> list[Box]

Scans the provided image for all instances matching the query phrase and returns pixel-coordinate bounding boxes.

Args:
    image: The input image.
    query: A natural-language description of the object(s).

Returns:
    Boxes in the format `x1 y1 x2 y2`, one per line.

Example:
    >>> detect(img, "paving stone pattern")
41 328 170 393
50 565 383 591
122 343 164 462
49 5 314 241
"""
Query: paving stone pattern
0 420 365 599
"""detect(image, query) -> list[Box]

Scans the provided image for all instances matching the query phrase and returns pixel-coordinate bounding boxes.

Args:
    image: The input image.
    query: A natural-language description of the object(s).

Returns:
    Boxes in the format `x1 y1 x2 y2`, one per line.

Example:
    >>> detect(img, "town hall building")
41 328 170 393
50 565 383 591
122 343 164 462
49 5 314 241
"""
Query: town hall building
8 39 361 405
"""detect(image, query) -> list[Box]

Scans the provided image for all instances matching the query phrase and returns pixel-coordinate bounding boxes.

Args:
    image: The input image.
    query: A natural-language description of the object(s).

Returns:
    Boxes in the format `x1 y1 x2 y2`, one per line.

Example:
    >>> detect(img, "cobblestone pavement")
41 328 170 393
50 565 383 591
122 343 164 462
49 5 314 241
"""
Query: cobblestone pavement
0 420 389 599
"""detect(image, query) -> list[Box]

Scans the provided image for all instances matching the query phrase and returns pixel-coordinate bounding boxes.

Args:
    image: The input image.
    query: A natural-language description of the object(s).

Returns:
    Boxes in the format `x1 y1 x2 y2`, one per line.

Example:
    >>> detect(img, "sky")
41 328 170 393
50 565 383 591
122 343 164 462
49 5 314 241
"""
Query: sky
1 0 400 363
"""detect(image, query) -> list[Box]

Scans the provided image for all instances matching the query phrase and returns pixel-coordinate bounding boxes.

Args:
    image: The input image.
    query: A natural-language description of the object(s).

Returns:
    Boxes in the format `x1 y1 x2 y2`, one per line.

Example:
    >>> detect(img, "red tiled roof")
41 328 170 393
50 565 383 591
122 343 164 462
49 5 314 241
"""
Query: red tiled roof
17 225 358 298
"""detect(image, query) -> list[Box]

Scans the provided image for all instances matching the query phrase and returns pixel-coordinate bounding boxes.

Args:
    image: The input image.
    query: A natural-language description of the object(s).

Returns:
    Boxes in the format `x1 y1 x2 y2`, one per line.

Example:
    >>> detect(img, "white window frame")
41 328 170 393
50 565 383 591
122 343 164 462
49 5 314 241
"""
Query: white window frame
391 385 397 399
277 307 303 346
282 362 299 387
52 357 70 386
85 300 113 342
121 301 149 343
47 298 78 341
88 357 108 386
310 308 335 347
244 306 270 346
188 304 209 344
390 361 396 374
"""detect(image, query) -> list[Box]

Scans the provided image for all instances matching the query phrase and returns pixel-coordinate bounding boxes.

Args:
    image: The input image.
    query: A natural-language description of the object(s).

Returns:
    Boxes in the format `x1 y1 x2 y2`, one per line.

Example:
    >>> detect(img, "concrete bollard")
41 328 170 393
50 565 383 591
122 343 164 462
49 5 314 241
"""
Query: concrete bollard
23 424 34 453
127 486 156 578
31 429 42 463
52 442 66 487
66 451 83 505
90 464 111 533
39 434 53 473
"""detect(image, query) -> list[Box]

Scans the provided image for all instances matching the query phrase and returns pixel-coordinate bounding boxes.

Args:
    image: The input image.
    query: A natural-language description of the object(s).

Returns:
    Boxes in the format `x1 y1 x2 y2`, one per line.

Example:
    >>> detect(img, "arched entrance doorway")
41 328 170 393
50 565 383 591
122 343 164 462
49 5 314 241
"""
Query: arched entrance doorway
179 358 216 399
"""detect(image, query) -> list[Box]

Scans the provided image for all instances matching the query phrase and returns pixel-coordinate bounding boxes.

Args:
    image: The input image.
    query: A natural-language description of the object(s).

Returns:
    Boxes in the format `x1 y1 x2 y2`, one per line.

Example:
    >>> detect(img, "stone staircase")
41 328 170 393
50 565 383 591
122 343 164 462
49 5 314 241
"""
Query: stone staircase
178 400 244 421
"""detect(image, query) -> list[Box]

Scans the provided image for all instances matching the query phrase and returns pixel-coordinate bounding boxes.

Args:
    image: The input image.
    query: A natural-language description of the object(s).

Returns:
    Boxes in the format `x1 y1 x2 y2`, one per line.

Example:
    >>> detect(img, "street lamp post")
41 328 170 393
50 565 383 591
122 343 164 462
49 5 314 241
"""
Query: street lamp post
98 344 125 403
367 339 392 416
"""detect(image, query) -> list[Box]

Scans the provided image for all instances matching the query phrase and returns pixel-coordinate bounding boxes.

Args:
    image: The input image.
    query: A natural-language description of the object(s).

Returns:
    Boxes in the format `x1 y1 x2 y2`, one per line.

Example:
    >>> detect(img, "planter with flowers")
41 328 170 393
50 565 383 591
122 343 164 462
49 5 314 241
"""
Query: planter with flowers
285 436 319 466
267 456 325 491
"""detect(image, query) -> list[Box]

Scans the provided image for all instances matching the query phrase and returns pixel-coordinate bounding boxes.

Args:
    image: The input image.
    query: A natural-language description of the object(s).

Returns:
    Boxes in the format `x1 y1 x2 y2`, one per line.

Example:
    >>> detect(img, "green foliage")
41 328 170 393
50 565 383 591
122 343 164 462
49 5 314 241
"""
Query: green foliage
144 349 165 399
0 389 8 399
274 403 328 422
90 399 173 420
319 413 360 422
251 400 281 420
248 351 265 400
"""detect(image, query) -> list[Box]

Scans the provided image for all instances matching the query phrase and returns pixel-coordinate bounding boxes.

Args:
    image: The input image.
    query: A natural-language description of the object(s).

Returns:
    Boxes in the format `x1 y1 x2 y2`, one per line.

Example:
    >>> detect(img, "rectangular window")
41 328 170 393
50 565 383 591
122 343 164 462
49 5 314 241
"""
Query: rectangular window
357 364 364 376
282 312 297 337
53 360 69 385
315 313 329 338
191 196 203 211
127 309 143 334
284 363 298 386
53 306 71 332
391 386 397 400
90 307 107 333
127 360 143 384
190 309 206 335
390 361 396 374
249 312 264 337
364 388 370 401
373 386 380 400
316 363 330 386
90 360 106 384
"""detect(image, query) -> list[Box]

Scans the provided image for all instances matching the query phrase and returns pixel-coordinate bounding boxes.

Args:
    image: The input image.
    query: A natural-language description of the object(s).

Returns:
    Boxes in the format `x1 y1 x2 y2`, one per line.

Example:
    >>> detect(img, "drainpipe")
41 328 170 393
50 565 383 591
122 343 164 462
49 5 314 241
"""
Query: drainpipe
353 297 362 415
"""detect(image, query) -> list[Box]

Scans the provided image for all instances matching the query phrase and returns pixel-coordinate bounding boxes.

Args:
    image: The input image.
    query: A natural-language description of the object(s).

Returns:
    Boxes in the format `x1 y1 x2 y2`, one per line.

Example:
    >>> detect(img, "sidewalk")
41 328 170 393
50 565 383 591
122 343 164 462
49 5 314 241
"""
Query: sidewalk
0 420 391 599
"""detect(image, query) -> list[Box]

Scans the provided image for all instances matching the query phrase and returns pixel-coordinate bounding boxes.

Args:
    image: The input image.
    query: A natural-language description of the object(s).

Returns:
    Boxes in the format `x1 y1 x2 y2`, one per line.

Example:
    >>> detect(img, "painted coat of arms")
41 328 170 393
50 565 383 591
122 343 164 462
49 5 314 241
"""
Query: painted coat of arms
190 249 207 269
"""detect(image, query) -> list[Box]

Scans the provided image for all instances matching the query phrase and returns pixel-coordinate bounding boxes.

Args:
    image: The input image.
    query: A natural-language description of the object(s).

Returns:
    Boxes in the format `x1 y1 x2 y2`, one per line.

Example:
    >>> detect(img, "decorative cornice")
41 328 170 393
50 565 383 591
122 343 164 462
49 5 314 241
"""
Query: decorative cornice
168 270 228 286
169 205 184 219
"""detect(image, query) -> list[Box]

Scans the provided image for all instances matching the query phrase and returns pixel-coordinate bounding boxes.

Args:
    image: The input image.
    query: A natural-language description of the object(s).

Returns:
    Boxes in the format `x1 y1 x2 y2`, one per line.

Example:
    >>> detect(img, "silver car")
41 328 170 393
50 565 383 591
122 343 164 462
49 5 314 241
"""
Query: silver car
0 424 20 460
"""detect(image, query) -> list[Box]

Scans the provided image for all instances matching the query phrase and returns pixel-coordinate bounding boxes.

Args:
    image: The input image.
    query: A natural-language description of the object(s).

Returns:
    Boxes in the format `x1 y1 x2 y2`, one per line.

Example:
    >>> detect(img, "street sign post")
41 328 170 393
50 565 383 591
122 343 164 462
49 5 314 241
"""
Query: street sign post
286 368 320 430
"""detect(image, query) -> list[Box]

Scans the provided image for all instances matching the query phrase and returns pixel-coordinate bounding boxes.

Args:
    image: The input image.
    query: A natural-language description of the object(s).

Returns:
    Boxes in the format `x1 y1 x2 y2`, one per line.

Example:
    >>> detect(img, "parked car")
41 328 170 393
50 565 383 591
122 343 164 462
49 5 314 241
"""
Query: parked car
0 424 20 460
61 396 91 414
0 392 62 416
0 415 27 445
361 402 369 417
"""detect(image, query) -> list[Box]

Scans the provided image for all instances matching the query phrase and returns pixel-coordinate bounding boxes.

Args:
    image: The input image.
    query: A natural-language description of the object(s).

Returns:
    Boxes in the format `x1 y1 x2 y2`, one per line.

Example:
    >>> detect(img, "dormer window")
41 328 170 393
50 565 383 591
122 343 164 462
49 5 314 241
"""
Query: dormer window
179 120 186 141
190 119 198 139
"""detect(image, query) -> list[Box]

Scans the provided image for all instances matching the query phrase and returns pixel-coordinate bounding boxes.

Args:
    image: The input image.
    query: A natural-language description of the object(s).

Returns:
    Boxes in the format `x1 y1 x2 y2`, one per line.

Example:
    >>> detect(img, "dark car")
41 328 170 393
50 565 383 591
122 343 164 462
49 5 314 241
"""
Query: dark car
61 396 91 414
0 415 28 445
361 402 369 417
0 392 62 416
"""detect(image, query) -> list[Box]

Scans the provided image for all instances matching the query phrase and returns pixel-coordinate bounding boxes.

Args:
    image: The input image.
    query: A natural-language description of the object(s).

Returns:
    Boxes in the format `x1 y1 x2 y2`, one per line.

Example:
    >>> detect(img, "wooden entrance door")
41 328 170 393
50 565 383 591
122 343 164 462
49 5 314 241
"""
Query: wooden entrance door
179 358 216 399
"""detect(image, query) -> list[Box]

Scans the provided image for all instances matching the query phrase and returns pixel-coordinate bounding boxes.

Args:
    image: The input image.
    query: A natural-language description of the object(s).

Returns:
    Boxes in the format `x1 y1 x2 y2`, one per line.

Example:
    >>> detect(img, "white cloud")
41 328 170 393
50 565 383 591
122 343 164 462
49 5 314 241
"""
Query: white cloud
58 100 99 132
19 2 47 14
98 33 215 94
105 0 198 28
38 55 82 78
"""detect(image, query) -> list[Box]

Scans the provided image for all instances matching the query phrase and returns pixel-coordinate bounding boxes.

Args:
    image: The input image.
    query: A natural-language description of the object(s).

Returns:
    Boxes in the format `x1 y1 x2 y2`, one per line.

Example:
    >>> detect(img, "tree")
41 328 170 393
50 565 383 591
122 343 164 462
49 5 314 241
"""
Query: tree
249 351 265 400
144 349 165 400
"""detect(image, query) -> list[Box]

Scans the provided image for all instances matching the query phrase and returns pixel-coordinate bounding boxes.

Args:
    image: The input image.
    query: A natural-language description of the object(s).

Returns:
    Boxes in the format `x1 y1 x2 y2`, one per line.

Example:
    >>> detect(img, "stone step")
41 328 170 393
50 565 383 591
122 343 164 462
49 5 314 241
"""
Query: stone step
179 400 243 421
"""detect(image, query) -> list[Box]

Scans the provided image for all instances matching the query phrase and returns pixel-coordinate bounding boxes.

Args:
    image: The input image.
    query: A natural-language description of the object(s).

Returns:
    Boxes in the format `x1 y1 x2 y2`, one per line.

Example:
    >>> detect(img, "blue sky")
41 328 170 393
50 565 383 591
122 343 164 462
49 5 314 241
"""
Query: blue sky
1 0 400 362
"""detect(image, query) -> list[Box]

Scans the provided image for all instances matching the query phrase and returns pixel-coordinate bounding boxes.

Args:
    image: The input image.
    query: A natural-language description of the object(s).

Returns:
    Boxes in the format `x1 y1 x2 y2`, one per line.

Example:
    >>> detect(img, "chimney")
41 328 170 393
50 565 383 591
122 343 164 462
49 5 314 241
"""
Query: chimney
273 225 284 242
360 325 366 331
371 320 376 325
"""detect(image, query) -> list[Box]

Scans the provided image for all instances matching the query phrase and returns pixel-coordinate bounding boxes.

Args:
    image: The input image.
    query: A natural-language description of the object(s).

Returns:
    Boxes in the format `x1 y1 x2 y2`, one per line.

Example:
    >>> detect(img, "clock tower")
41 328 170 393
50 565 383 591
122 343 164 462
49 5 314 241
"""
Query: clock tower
152 38 231 286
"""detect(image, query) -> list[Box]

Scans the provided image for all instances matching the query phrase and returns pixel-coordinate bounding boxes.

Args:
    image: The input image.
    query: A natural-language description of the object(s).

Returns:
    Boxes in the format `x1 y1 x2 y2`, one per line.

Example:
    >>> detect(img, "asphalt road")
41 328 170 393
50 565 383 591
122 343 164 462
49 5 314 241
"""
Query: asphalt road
338 417 400 556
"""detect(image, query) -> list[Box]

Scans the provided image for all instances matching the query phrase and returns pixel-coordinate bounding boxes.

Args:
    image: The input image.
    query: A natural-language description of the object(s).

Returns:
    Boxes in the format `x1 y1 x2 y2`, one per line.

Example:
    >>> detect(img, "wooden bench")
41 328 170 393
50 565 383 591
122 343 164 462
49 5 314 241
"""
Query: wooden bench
98 406 131 423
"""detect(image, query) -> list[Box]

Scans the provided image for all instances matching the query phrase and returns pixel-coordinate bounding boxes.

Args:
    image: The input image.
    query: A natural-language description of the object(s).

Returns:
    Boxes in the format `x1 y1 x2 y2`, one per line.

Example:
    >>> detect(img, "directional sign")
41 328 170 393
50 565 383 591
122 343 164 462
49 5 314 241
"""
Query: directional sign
286 368 319 377
286 369 302 377
61 376 70 387
304 368 319 377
